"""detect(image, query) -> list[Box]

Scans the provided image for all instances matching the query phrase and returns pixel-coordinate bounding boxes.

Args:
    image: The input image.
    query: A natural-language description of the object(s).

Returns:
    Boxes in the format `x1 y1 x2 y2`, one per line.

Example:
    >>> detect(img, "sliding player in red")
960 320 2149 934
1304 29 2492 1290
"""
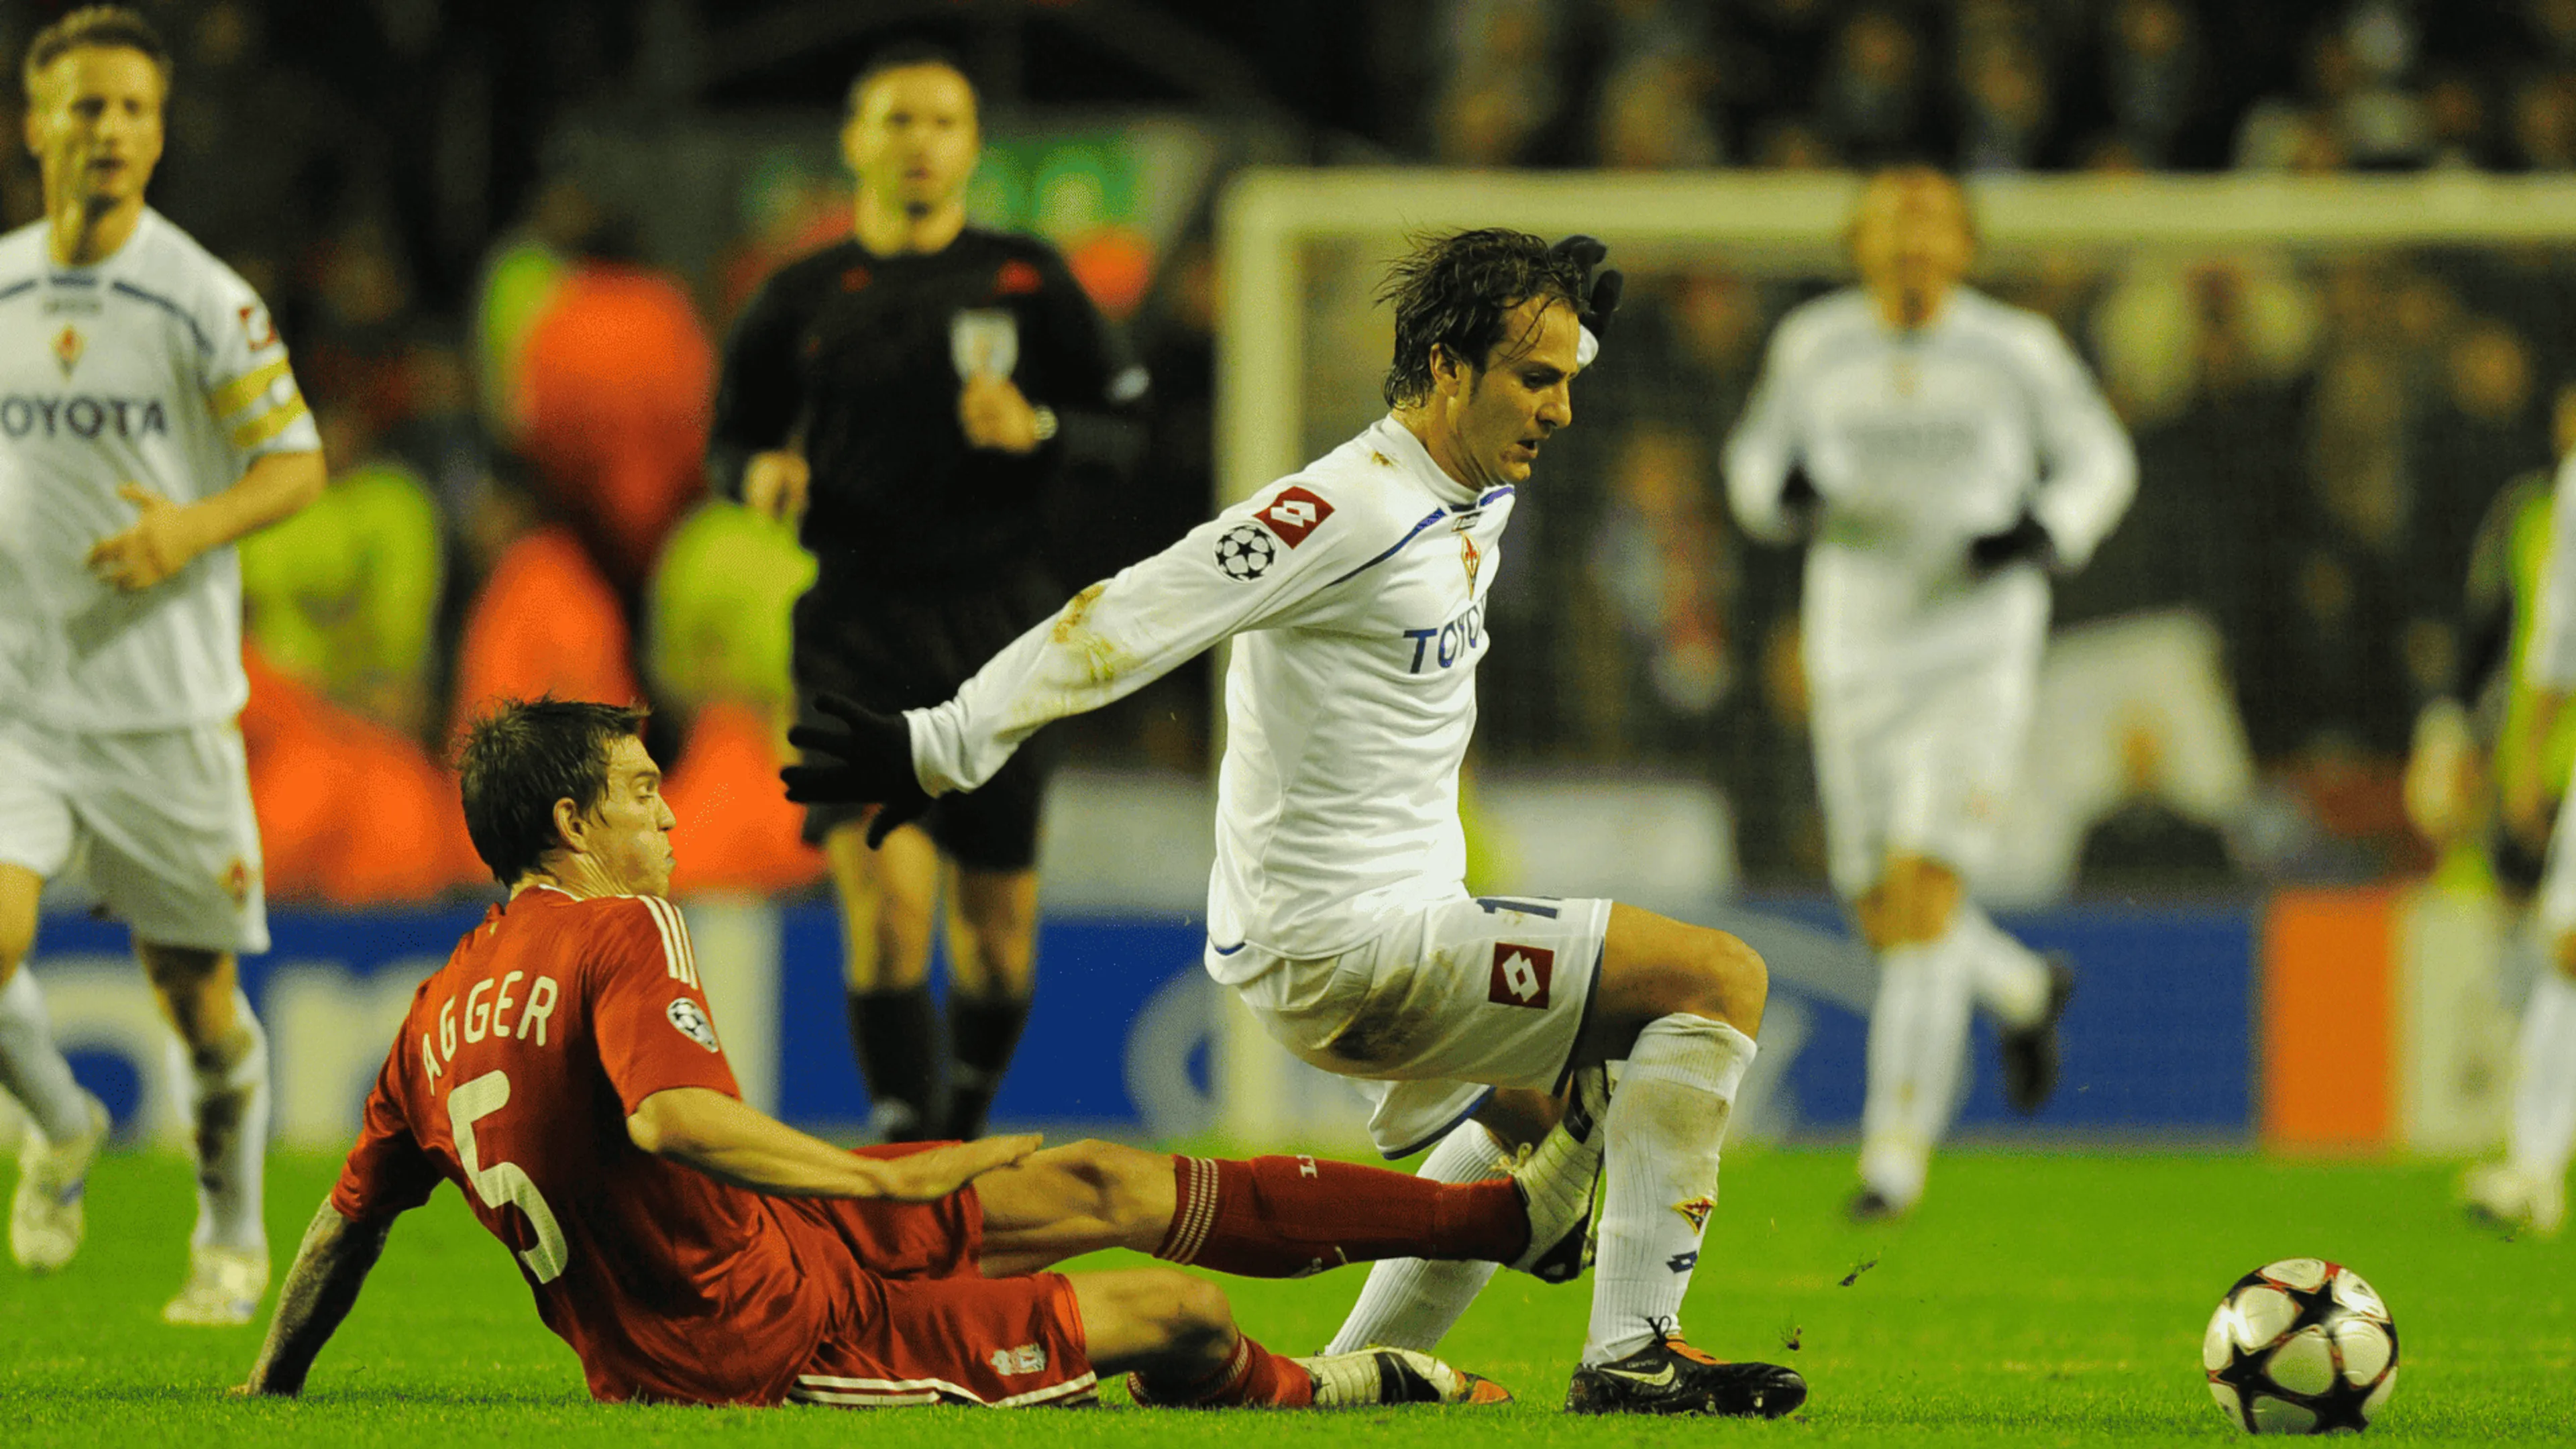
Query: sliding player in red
241 699 1591 1408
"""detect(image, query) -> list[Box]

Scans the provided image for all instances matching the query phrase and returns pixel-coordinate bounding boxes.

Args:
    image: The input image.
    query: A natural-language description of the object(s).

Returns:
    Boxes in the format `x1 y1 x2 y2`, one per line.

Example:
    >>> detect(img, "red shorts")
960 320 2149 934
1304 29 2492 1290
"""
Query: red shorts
784 1144 1096 1409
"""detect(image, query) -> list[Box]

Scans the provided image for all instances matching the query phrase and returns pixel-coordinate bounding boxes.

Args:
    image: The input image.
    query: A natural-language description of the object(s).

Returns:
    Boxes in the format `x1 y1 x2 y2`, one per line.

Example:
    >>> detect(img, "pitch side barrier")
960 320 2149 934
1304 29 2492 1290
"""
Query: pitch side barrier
19 895 2313 1155
32 886 2496 1154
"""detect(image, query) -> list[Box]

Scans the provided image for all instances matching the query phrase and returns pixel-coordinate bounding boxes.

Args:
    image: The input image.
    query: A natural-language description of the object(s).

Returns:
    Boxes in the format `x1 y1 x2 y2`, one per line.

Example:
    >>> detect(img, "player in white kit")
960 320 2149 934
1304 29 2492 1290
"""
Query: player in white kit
788 229 1805 1417
1723 168 2135 1220
0 8 325 1320
2466 447 2576 1238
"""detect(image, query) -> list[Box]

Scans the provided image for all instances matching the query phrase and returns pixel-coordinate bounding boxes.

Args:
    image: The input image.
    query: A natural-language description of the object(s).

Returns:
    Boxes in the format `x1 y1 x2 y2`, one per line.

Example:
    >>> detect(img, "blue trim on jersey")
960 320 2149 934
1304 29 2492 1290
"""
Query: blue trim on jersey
1381 1086 1497 1161
1326 507 1449 587
109 280 209 354
1209 939 1248 957
0 278 34 304
1474 896 1561 919
1477 485 1514 505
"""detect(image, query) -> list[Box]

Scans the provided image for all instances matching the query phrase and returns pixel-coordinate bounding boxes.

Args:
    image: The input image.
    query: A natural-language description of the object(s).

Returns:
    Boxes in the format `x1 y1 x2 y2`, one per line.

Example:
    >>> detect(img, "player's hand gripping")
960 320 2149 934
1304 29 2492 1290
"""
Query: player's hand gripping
1549 234 1625 344
867 1133 1044 1201
782 693 935 847
86 482 209 591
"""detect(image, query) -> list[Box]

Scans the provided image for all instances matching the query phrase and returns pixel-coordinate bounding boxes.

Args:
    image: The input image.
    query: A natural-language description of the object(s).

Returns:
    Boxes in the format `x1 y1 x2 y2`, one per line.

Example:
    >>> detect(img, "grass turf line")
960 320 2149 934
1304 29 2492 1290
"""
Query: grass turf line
0 1144 2567 1445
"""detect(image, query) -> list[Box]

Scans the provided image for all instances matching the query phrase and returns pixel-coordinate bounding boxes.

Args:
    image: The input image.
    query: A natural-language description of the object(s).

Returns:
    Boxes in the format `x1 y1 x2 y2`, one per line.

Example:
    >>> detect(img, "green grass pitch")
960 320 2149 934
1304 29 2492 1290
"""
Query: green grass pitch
1 1144 2567 1445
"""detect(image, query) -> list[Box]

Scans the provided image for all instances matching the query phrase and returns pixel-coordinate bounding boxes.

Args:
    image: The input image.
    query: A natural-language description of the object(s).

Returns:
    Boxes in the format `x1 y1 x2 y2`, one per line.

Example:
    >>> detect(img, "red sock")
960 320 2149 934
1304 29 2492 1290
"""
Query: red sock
1154 1154 1527 1277
1128 1332 1315 1407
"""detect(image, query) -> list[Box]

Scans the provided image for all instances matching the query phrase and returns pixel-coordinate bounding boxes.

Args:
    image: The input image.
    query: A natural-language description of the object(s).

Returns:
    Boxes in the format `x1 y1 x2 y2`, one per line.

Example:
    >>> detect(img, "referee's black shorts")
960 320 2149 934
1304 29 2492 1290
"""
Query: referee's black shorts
790 569 1064 871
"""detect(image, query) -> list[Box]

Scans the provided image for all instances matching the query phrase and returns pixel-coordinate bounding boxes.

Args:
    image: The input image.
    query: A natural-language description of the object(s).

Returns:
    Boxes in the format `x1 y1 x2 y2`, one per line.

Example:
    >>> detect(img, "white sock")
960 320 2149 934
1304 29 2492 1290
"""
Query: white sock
1858 928 1975 1209
1324 1122 1509 1353
1955 904 2049 1029
166 991 269 1254
2508 970 2576 1182
1582 1014 1756 1366
0 967 91 1143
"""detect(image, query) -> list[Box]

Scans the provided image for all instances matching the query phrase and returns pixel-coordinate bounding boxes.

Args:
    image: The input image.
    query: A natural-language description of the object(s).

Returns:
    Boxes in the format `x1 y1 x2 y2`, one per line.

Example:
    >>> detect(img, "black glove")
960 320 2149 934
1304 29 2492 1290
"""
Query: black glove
782 694 934 848
1780 464 1821 535
1550 233 1624 342
1969 511 2057 575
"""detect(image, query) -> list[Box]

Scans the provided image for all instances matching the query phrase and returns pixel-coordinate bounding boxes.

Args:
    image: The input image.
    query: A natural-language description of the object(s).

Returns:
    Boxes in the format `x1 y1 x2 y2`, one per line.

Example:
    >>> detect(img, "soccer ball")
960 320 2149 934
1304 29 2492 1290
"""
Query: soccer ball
1214 524 1277 580
2203 1258 2398 1434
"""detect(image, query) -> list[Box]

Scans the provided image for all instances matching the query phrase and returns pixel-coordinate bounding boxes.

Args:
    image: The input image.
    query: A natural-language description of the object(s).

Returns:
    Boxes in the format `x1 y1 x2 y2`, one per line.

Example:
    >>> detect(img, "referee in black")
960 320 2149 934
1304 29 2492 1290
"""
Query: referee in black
707 43 1146 1142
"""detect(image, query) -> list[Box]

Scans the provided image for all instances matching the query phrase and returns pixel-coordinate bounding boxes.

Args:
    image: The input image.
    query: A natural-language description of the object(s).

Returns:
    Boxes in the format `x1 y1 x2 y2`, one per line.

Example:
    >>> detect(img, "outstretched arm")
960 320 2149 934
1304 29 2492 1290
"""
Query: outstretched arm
788 481 1381 816
627 1086 1038 1199
241 1199 396 1397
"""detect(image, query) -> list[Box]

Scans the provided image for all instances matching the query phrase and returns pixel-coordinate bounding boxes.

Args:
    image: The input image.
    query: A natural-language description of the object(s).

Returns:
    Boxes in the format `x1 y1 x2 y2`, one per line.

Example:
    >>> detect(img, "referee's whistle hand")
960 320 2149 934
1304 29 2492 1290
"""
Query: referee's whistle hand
958 374 1042 454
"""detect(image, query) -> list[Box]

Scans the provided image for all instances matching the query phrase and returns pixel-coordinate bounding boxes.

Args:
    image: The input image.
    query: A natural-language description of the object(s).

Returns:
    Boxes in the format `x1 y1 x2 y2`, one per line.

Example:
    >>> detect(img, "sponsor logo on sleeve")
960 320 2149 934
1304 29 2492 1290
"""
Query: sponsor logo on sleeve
665 998 721 1053
238 304 277 350
1255 486 1334 547
1213 523 1278 581
1487 943 1554 1008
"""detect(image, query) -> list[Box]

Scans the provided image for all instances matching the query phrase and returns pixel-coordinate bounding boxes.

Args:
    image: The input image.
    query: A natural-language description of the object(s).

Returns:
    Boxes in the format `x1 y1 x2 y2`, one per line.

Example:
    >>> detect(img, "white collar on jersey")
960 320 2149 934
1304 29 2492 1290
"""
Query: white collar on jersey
1367 414 1483 511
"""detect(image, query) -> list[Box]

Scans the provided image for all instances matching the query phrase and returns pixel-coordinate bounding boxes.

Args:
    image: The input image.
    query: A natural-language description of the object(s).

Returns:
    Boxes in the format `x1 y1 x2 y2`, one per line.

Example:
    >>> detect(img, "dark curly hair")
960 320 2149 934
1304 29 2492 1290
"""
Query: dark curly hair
457 698 649 887
1380 228 1587 409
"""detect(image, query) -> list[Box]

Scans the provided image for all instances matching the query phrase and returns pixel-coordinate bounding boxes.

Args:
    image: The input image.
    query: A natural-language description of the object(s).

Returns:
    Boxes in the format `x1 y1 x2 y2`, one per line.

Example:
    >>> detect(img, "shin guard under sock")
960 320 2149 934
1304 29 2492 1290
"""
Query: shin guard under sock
1129 1334 1313 1407
1155 1153 1525 1278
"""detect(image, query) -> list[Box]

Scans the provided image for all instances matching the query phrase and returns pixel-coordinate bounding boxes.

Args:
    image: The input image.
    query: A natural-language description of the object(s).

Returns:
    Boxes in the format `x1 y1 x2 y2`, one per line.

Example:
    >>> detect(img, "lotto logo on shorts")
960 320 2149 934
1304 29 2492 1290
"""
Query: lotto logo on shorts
989 1343 1049 1376
1488 943 1554 1008
1255 486 1334 547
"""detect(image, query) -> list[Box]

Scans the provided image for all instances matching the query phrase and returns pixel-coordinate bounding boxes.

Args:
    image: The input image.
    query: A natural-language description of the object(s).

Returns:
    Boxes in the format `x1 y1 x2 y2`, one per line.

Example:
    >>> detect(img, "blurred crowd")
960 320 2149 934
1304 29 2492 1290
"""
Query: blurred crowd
9 0 2571 907
1424 0 2576 175
1452 238 2574 894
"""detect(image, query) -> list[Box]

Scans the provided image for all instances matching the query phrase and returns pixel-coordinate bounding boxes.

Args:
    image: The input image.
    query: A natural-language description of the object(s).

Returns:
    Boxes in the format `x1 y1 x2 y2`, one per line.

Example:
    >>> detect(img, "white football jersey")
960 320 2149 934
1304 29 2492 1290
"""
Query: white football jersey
0 208 320 731
910 415 1508 974
1723 286 2135 684
2526 449 2576 690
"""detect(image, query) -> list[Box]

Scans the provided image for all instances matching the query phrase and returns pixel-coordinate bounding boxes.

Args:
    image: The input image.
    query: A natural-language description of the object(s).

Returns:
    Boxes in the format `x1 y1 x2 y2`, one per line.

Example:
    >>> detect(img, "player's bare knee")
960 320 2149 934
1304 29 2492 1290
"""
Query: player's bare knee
1852 884 1900 952
2555 932 2576 982
1161 1273 1234 1355
1688 928 1768 1036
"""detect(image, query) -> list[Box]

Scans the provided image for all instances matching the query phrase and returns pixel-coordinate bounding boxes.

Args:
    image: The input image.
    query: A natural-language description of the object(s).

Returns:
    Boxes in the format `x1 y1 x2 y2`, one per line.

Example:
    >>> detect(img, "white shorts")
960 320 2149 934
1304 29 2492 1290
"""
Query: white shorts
1232 894 1610 1158
0 715 269 955
1811 643 2040 900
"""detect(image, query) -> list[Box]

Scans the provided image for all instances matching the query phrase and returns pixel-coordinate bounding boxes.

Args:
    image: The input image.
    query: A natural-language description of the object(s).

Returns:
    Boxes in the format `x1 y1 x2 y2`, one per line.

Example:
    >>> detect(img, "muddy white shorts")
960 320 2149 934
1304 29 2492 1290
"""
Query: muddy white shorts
0 714 268 955
1228 894 1610 1158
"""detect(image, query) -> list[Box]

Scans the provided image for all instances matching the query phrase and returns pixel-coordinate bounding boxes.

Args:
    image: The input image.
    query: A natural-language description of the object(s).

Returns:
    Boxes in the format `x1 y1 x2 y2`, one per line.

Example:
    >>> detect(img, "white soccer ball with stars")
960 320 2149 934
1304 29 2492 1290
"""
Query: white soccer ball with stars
1214 523 1277 581
2203 1258 2397 1434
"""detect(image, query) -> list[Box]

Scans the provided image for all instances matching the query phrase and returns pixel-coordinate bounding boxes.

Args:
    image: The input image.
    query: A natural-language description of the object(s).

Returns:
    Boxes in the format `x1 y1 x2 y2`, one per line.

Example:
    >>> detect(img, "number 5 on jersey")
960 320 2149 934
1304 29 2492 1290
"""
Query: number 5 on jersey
448 1069 570 1283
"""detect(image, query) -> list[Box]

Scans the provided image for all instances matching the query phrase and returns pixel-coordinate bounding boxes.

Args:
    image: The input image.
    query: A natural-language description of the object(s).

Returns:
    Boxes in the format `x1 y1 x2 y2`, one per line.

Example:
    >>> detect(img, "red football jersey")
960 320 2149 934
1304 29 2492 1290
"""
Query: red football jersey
331 886 867 1404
